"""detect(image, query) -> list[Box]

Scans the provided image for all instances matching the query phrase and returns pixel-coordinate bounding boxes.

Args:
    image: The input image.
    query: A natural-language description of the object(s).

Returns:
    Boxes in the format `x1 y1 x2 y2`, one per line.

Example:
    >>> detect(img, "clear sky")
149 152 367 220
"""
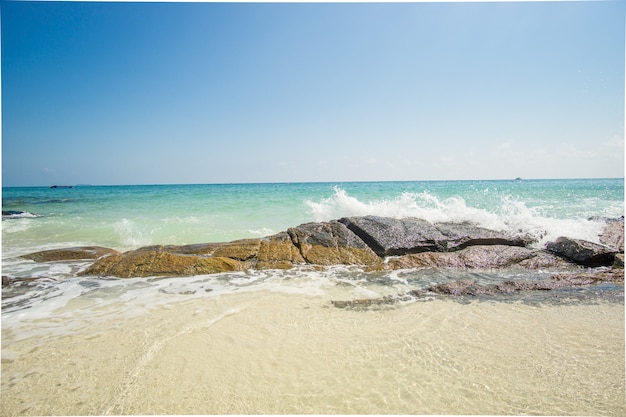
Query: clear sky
2 1 624 186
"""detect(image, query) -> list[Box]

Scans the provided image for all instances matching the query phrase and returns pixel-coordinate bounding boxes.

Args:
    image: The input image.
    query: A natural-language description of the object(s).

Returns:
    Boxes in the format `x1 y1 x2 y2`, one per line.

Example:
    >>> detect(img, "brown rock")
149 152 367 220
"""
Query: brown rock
288 221 381 266
80 250 242 278
256 232 306 270
161 243 222 256
211 238 261 261
22 246 119 262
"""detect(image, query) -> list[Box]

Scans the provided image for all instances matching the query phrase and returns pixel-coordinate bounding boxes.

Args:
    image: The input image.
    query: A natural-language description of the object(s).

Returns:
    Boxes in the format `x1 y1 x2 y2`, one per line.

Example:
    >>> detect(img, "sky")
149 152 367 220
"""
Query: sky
1 1 624 186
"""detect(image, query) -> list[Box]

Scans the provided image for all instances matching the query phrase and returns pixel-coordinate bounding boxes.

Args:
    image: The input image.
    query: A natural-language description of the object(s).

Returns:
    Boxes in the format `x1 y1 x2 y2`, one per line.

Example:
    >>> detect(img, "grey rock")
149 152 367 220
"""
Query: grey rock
546 237 617 267
339 216 531 257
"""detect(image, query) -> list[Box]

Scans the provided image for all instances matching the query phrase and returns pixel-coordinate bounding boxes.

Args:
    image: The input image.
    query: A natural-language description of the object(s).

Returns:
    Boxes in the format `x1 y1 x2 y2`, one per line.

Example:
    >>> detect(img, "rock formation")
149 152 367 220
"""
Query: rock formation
16 216 623 281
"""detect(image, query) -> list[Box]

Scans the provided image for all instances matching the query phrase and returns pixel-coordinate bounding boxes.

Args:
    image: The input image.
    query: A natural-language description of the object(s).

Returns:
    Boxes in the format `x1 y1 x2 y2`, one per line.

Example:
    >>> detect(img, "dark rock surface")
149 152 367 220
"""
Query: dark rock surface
546 237 617 267
383 245 571 270
338 216 448 256
339 216 530 256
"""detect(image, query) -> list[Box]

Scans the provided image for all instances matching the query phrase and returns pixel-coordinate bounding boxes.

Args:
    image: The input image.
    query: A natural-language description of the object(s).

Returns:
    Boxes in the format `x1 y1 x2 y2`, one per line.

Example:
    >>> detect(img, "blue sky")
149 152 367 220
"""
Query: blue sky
2 1 624 186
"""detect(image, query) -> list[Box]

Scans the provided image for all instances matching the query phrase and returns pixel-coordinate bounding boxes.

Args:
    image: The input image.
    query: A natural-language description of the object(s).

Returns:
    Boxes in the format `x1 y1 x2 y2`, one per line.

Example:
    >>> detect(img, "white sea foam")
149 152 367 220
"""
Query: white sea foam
305 186 611 247
113 218 153 248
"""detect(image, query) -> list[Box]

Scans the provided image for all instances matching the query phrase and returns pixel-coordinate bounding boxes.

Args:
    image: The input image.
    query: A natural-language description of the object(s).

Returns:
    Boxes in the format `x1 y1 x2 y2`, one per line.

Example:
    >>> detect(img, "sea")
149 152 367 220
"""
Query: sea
1 178 625 415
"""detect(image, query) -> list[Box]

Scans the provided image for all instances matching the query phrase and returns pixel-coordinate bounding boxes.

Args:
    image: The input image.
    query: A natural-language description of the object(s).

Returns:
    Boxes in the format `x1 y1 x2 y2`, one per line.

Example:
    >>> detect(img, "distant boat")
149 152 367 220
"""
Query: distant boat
514 177 522 181
50 185 73 189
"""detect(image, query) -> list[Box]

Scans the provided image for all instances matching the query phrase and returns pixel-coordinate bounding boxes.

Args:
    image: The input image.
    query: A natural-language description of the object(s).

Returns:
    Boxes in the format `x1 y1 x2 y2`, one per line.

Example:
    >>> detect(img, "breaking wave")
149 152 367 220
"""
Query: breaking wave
305 186 610 247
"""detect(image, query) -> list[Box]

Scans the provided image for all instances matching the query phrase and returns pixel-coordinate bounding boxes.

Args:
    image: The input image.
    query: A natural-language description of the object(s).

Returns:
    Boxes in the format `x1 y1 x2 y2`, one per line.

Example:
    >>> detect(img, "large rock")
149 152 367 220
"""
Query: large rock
80 250 242 278
434 222 531 250
384 245 571 270
339 216 530 256
338 216 447 256
22 246 119 262
288 221 381 266
546 237 617 267
256 232 306 270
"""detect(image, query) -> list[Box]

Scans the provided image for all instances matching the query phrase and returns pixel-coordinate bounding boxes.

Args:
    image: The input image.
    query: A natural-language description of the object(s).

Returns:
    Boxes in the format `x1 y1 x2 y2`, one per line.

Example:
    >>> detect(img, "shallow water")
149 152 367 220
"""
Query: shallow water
1 289 624 416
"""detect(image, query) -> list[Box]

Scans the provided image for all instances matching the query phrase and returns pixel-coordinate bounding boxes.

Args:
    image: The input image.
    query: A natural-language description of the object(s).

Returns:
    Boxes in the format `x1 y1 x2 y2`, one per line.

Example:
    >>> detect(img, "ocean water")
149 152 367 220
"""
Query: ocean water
2 179 625 415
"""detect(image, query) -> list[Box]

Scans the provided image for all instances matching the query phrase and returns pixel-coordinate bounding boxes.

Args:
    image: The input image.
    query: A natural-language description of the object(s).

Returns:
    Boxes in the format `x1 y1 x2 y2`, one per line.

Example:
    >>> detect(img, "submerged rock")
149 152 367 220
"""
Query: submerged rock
331 268 625 308
21 246 119 262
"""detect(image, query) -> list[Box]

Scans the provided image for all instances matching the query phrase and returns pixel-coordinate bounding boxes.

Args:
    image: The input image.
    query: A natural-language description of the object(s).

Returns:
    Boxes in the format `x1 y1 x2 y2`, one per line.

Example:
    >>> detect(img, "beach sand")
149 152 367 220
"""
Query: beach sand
2 291 624 416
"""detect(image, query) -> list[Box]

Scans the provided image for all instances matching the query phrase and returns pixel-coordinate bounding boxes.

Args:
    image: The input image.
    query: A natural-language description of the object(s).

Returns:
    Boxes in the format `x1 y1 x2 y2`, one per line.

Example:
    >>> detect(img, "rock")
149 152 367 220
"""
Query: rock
80 250 242 278
256 232 306 270
332 268 625 308
288 221 381 266
614 253 624 269
434 222 532 250
211 238 261 261
599 217 624 252
22 246 119 262
384 245 569 270
2 275 9 287
3 210 28 216
549 268 624 285
339 216 531 256
160 243 222 256
40 217 624 278
546 237 616 267
427 279 479 296
338 216 448 256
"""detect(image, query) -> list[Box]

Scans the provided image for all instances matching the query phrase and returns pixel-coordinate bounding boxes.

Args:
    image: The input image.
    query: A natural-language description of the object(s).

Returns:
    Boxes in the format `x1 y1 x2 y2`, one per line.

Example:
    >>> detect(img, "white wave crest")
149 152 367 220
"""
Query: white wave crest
305 187 609 246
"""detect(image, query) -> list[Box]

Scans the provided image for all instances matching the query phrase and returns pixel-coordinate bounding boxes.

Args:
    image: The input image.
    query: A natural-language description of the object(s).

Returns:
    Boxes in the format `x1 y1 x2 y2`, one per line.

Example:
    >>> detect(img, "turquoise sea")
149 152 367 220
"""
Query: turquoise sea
3 178 624 255
2 178 625 415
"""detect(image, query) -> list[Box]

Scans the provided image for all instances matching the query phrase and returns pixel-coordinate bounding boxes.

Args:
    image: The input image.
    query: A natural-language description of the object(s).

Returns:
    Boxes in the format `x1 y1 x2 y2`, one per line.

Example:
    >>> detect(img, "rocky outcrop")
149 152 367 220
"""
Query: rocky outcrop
338 216 530 256
79 231 308 278
18 216 624 279
21 246 119 262
256 231 307 270
288 221 381 266
546 237 617 267
382 245 572 270
80 249 243 278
